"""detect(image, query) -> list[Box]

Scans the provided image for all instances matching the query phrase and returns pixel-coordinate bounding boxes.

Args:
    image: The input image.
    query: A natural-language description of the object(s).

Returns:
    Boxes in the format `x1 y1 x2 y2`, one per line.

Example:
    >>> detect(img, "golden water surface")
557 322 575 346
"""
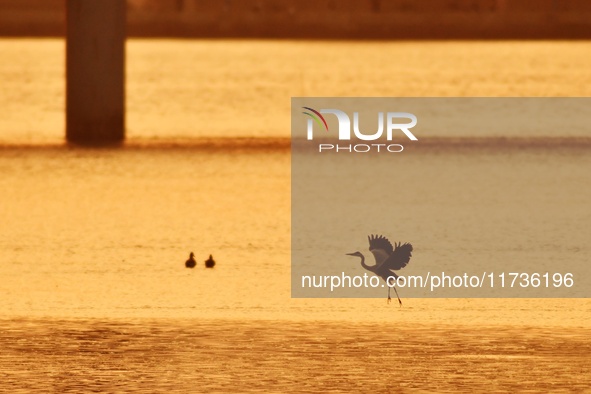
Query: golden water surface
1 39 590 392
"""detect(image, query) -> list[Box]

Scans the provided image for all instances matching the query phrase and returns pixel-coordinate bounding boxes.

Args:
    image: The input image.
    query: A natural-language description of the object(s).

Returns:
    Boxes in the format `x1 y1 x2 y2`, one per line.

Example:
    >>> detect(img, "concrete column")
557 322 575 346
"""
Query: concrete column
66 0 125 145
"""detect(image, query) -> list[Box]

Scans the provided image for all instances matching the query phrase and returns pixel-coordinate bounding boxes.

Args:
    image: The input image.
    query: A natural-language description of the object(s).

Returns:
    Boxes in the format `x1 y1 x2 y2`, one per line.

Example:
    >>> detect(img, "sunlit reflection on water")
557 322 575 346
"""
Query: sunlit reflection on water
1 318 589 392
1 39 591 391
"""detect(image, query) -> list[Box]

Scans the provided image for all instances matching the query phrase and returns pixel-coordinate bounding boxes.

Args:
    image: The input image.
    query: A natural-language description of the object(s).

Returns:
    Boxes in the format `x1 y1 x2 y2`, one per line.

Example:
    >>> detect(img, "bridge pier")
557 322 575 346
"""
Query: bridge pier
66 0 125 145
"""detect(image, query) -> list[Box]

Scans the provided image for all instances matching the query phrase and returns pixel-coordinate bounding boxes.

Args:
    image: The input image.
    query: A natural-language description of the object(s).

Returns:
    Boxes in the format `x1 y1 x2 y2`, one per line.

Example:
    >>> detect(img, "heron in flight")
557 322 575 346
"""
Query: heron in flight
347 234 413 306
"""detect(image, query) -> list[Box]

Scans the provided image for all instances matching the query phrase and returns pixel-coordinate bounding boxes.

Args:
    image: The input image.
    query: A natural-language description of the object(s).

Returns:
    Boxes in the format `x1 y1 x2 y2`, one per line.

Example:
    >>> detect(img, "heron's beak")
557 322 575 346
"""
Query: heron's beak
345 252 356 256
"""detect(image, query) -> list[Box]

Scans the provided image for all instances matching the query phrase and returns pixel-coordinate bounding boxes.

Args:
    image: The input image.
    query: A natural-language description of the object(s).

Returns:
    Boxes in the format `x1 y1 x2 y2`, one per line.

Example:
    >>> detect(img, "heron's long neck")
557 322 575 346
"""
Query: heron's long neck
358 254 375 272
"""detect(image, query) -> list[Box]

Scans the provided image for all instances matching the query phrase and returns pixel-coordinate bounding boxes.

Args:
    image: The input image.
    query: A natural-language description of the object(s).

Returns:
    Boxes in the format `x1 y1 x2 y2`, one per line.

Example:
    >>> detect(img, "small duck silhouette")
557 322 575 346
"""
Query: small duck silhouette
205 254 216 268
185 252 196 268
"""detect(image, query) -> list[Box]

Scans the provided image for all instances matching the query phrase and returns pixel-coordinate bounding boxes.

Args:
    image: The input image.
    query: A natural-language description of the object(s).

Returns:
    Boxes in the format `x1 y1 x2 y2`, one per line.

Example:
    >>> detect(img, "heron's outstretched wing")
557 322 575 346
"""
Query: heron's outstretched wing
368 234 394 266
383 242 413 271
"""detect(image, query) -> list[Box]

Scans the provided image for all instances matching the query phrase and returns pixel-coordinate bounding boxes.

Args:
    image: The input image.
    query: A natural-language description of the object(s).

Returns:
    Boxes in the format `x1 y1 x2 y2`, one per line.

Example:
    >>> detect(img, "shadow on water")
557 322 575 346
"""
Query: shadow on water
0 137 292 153
1 136 590 154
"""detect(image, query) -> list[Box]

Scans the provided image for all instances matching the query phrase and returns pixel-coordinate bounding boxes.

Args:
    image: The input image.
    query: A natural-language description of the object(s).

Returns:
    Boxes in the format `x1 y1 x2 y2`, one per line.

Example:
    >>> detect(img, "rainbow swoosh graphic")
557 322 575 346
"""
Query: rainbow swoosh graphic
302 107 328 132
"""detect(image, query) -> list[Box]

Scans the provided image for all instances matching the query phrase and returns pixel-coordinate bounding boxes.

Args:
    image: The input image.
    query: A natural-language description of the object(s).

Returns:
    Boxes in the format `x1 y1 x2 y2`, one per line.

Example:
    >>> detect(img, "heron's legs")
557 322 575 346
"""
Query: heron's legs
387 287 391 304
393 286 402 307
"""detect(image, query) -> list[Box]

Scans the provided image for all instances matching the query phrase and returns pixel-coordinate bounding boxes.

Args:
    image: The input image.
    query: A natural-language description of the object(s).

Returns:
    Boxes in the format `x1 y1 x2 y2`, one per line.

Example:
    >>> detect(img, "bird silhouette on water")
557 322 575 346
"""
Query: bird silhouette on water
347 234 413 306
205 254 216 268
185 252 196 268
